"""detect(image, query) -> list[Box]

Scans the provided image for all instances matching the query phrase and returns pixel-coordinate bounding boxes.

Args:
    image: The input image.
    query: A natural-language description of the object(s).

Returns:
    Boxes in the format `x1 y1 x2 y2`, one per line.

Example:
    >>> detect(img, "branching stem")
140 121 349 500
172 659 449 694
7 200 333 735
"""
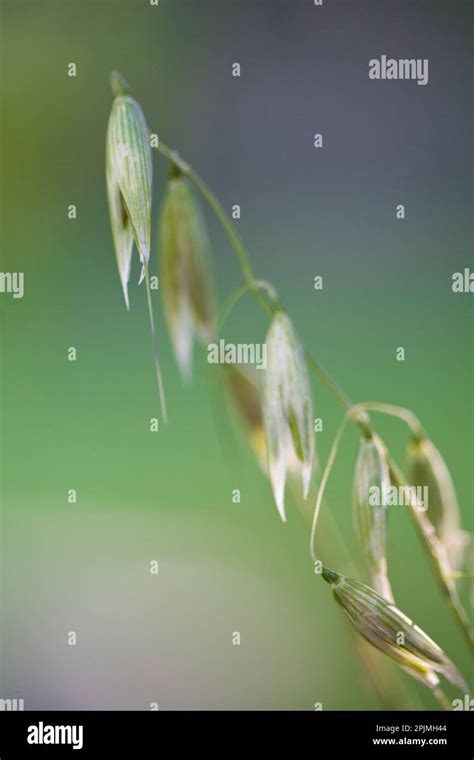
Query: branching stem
152 139 473 652
154 141 370 432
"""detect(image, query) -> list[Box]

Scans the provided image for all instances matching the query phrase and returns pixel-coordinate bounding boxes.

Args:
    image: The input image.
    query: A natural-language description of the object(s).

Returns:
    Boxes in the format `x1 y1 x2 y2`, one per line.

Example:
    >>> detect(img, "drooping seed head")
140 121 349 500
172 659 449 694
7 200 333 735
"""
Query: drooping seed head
353 434 394 602
262 312 314 521
159 173 215 379
407 436 469 570
321 567 467 692
106 72 152 308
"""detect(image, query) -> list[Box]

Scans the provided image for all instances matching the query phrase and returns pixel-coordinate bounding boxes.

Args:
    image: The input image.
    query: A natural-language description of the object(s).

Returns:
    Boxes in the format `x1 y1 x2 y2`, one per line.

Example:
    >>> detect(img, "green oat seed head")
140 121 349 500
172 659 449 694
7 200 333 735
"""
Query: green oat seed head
353 434 394 602
407 436 470 572
322 568 468 693
106 72 152 309
159 172 215 379
262 312 314 522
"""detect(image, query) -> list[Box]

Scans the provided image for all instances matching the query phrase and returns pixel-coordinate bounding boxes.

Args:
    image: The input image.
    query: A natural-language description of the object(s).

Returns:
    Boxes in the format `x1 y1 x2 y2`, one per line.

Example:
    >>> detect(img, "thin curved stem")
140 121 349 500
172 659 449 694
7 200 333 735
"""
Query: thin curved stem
154 142 274 319
389 460 474 651
352 402 426 440
305 352 356 417
289 482 425 711
219 279 277 328
153 141 369 425
310 413 351 565
152 139 473 649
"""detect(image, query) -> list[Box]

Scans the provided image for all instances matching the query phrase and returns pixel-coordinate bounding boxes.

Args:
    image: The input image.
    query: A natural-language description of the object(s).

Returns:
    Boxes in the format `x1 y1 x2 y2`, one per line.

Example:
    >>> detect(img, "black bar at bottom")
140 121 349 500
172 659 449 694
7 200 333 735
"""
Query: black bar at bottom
0 710 471 757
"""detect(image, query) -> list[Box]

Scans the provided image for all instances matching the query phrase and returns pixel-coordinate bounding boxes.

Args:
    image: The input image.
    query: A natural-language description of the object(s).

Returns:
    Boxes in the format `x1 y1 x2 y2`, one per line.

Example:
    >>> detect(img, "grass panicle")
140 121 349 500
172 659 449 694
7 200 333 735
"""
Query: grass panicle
105 71 473 708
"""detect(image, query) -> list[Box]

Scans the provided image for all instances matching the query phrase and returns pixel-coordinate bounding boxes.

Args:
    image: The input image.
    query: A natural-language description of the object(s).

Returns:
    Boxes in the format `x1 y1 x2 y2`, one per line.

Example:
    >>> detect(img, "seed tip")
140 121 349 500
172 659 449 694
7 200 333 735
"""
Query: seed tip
321 566 339 585
122 285 130 311
111 70 130 98
276 497 287 523
170 161 182 179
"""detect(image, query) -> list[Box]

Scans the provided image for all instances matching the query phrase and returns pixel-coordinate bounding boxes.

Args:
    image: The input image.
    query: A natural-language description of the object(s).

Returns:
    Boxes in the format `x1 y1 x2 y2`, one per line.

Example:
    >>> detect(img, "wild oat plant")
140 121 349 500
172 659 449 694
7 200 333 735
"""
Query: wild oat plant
106 72 472 710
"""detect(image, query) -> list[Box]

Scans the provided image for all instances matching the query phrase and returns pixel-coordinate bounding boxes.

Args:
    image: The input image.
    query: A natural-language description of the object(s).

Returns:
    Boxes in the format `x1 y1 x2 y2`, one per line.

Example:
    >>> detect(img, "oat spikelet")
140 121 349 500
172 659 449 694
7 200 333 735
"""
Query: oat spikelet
407 437 470 571
322 567 467 693
106 71 152 307
106 71 167 422
353 434 394 602
262 312 314 521
159 171 215 379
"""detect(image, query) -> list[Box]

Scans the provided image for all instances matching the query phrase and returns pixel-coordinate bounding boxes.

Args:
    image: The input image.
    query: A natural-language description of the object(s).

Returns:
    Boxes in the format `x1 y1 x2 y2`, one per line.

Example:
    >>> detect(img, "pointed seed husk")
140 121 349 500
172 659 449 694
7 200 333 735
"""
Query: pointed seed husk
262 312 314 521
353 434 394 602
106 90 152 308
322 567 467 692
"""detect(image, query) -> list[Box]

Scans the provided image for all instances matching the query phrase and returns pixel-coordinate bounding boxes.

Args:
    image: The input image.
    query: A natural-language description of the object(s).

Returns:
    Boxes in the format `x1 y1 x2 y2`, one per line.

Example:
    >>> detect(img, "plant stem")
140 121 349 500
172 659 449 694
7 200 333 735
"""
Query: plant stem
154 141 369 430
153 140 472 649
310 414 351 565
290 482 424 711
351 402 426 440
219 279 278 328
144 262 168 424
354 402 473 651
389 461 474 651
305 351 358 417
154 142 274 319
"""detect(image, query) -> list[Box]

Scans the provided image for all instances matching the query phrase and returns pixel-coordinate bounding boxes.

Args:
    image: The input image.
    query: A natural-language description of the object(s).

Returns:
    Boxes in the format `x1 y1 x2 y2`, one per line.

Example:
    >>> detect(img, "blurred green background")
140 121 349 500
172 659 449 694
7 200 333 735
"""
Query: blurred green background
0 0 472 709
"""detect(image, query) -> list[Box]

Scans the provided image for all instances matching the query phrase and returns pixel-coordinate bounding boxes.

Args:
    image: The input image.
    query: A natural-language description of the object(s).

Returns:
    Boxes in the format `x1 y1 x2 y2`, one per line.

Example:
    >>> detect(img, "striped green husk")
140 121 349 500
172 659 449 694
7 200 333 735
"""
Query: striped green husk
262 312 314 522
106 93 152 307
106 74 167 423
106 137 134 309
353 435 394 602
322 567 467 692
407 437 468 571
